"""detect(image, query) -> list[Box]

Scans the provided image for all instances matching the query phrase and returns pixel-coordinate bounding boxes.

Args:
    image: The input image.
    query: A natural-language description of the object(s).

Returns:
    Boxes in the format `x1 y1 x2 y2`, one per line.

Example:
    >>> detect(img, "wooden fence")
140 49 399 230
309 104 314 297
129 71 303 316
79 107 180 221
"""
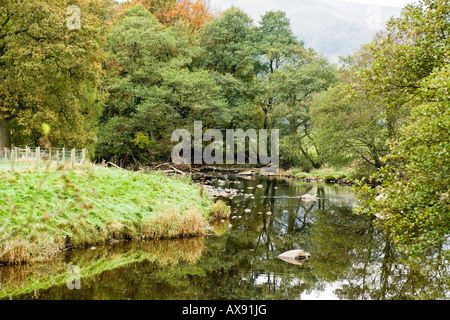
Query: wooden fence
0 146 87 171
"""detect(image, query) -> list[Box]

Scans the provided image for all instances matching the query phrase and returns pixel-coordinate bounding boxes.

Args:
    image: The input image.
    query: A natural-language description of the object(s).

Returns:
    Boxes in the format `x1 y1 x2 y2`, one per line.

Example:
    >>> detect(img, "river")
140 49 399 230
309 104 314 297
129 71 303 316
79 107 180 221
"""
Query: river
0 175 448 300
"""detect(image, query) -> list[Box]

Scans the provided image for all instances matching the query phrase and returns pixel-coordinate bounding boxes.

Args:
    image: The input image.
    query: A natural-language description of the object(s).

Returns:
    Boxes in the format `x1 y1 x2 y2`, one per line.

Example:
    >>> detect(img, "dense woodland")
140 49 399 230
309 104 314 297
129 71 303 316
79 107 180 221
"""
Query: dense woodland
0 0 449 258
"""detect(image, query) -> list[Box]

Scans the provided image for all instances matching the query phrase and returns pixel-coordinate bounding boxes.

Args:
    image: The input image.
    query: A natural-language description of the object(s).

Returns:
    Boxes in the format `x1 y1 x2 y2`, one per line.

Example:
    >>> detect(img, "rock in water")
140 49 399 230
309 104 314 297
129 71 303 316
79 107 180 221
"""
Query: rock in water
277 250 311 261
300 194 319 202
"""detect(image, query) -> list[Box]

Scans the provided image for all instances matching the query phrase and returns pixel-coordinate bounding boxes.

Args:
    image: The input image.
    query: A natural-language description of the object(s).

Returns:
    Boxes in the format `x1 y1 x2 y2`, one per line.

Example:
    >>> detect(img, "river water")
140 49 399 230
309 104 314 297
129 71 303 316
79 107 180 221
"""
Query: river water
0 175 448 300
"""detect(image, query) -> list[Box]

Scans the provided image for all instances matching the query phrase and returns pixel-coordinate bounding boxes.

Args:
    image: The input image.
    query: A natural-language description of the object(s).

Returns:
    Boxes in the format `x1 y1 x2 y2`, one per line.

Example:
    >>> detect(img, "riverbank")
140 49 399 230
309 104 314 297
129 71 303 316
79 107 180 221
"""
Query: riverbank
0 164 227 264
185 165 363 185
280 167 361 185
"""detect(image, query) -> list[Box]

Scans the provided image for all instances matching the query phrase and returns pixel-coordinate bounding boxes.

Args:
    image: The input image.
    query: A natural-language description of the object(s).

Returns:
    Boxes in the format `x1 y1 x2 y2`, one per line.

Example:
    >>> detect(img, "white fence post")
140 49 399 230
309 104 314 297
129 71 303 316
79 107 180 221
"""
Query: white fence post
1 147 87 171
36 147 40 167
10 147 14 171
71 148 75 167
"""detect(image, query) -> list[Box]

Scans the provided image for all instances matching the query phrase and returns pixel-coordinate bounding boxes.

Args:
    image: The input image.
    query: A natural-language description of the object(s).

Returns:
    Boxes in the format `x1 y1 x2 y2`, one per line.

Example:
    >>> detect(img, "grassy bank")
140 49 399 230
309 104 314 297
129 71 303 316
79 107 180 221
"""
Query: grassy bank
280 166 373 184
0 165 221 264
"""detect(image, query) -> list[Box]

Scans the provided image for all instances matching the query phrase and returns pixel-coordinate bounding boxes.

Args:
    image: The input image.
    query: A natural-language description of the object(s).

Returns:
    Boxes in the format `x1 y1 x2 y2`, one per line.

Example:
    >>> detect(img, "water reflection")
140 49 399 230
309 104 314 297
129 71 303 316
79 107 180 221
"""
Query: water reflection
1 176 448 300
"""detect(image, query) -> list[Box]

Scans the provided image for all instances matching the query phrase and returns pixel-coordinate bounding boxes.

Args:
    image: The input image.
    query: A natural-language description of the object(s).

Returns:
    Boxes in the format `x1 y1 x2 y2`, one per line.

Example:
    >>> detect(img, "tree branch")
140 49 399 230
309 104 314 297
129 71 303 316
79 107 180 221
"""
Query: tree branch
0 28 29 40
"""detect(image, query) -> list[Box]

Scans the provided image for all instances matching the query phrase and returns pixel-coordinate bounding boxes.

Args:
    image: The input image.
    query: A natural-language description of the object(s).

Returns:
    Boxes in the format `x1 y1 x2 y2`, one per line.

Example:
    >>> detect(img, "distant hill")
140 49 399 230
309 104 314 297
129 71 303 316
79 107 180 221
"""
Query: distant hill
220 0 403 61
287 0 402 61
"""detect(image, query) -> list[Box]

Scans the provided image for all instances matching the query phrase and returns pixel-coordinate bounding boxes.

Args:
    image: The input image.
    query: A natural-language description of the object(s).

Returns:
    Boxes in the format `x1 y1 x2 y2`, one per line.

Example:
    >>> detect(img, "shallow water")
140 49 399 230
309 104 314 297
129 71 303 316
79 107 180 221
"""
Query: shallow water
1 176 448 300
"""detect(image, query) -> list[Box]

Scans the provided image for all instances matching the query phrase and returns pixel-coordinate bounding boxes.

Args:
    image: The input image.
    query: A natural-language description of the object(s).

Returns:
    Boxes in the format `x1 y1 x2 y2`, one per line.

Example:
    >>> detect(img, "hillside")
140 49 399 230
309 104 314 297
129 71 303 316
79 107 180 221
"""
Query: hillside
219 0 403 61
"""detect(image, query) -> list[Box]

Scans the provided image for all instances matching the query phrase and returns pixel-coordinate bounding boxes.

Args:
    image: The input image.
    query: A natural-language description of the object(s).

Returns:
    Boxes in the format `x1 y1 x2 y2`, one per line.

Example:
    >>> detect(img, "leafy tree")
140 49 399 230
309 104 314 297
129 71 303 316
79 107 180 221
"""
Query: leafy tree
355 0 450 259
257 10 302 75
0 0 110 148
356 65 450 258
356 0 449 139
254 11 308 131
271 55 338 169
97 4 227 163
312 53 390 171
197 7 262 132
123 0 216 30
200 7 259 82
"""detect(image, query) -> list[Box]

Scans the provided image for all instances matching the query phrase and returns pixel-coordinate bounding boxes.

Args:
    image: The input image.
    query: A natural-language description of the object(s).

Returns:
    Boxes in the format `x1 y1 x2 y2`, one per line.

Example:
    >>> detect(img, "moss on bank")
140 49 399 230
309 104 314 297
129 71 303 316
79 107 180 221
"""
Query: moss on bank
0 165 218 264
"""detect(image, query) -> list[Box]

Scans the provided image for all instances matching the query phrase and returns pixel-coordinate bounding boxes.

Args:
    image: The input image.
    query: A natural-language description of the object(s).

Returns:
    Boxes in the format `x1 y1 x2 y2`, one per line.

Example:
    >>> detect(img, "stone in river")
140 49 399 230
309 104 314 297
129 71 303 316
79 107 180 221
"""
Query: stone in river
278 250 311 261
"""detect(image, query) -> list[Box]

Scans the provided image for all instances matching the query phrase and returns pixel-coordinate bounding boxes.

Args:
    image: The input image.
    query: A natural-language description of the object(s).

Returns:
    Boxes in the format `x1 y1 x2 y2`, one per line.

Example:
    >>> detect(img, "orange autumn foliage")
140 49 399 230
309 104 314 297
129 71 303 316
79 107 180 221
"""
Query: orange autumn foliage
122 0 217 30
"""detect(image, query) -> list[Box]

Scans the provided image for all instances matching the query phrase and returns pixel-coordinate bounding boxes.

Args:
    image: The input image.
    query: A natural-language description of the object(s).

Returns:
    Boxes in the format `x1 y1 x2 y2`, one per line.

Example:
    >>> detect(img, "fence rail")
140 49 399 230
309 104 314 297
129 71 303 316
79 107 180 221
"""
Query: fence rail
0 146 87 171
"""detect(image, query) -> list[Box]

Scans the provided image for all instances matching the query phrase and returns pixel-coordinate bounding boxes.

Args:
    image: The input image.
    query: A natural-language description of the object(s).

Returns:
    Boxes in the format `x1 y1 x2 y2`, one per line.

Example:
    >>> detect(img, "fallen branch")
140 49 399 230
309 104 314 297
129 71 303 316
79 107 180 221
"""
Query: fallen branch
107 162 127 170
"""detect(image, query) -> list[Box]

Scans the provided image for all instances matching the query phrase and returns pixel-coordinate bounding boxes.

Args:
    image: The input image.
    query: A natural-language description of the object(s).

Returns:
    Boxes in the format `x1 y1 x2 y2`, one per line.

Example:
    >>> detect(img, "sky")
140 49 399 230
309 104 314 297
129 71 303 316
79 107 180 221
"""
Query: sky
209 0 417 11
117 0 416 7
335 0 414 6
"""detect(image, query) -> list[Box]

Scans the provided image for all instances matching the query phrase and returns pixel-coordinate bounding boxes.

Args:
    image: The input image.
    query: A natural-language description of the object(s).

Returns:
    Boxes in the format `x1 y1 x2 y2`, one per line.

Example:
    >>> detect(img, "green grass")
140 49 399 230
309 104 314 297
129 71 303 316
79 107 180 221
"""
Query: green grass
208 200 231 220
0 164 215 264
284 167 355 182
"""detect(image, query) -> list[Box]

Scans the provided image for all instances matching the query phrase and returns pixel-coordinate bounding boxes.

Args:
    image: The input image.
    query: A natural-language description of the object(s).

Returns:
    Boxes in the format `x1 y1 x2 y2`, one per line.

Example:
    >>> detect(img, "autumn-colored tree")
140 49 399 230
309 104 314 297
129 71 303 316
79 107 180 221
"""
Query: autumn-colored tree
0 0 112 148
123 0 216 30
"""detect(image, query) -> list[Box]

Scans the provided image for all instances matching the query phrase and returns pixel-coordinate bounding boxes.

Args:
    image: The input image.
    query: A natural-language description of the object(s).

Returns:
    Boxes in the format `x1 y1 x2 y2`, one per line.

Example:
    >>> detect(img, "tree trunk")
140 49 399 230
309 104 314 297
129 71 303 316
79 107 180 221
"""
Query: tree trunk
289 118 296 134
0 116 10 149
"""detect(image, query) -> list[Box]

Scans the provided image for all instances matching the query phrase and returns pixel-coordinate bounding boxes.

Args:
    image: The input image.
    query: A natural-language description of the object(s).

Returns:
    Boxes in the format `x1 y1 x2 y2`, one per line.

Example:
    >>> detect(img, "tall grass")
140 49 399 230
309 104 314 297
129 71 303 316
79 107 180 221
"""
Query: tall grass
0 165 214 264
208 200 231 220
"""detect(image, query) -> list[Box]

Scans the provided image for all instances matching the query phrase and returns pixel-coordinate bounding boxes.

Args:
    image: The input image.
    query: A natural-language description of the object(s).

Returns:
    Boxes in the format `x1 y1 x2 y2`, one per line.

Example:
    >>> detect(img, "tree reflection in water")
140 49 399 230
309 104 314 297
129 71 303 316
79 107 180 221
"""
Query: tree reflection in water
1 177 448 300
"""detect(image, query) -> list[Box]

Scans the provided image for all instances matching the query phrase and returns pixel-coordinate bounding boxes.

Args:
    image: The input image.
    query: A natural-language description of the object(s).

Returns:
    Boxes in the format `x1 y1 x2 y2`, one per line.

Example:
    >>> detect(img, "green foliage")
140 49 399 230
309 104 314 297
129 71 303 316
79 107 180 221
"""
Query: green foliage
96 5 338 167
200 7 259 81
257 10 303 75
97 4 228 163
271 56 338 168
312 82 389 169
355 0 450 259
356 0 449 139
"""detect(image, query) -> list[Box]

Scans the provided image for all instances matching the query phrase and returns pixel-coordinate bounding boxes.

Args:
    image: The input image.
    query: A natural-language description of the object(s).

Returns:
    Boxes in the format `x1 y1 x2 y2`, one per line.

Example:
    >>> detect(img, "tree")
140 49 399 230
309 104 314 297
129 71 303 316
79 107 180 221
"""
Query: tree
197 7 262 132
254 11 308 131
271 55 338 169
0 0 110 148
356 65 450 258
355 0 450 259
312 53 391 171
200 7 259 82
97 5 227 163
356 0 449 139
257 11 302 75
124 0 216 30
